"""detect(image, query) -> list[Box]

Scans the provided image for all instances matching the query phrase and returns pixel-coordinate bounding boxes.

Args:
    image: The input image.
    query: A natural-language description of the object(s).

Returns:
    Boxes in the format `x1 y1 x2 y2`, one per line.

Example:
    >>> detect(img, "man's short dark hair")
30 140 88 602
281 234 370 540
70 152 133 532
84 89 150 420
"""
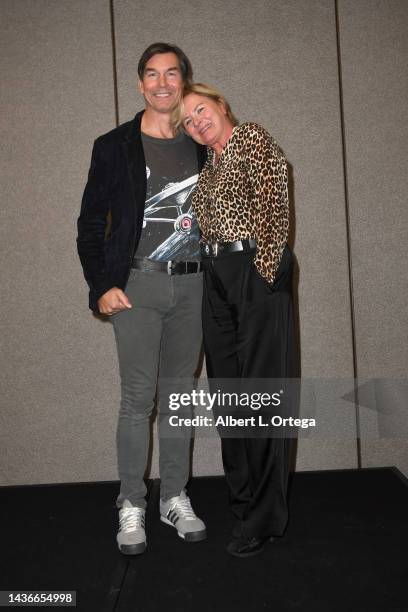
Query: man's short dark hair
137 42 193 83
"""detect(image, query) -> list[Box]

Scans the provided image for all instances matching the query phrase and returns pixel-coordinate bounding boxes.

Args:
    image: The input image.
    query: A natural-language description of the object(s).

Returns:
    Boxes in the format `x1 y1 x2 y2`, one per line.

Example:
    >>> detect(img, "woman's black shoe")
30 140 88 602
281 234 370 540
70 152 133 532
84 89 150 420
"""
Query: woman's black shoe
227 536 274 558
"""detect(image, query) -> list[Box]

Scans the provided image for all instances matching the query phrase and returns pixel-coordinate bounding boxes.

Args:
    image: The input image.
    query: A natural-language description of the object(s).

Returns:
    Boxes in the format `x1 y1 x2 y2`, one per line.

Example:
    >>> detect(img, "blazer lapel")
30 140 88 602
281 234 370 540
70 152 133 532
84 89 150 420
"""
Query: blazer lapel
123 111 146 226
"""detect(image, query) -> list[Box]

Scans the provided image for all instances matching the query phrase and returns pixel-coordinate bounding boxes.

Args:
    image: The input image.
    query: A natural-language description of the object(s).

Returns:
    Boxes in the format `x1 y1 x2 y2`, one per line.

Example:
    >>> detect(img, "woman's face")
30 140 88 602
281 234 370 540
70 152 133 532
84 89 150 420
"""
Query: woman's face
181 93 233 149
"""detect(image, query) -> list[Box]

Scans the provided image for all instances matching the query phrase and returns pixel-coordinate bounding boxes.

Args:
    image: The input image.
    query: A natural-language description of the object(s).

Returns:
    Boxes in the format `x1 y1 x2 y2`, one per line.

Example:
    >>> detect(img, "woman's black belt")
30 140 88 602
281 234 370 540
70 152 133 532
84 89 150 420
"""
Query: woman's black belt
200 239 256 257
131 257 202 275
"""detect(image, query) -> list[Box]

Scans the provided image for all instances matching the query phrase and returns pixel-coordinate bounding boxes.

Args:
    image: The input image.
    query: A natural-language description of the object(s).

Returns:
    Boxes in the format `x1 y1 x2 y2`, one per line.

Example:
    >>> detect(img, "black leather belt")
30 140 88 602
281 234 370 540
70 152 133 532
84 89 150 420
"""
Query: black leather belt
200 239 257 257
131 257 202 275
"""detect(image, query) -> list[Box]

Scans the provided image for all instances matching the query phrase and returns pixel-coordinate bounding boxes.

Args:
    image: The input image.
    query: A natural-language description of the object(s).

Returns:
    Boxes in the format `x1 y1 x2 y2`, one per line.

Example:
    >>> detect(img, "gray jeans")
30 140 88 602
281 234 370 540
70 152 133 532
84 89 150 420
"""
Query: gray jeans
112 268 203 509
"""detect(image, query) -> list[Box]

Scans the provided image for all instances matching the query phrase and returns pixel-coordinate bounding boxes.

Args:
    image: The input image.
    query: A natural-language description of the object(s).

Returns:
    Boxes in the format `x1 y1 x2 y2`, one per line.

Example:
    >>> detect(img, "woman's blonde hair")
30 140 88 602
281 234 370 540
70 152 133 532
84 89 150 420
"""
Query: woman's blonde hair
172 82 239 132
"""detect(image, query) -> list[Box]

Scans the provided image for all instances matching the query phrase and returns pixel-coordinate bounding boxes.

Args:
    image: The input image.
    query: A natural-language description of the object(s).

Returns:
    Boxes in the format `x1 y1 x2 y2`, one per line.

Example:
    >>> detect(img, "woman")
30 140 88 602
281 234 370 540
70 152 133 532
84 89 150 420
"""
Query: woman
174 84 295 557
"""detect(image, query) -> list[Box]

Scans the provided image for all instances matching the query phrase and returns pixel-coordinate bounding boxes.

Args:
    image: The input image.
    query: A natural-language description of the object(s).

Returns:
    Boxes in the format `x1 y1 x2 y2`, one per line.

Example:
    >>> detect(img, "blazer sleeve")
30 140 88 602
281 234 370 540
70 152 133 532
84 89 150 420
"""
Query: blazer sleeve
244 123 289 284
77 138 116 309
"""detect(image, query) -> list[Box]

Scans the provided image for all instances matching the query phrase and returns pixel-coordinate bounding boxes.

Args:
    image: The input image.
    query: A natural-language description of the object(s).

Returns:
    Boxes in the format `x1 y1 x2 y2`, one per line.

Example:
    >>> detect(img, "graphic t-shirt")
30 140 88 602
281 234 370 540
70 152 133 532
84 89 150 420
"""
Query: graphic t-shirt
137 131 200 261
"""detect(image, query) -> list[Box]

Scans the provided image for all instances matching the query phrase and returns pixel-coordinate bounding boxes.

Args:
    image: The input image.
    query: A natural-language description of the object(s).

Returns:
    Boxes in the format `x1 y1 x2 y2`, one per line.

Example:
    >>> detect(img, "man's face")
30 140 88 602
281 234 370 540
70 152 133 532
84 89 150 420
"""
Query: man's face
139 52 184 114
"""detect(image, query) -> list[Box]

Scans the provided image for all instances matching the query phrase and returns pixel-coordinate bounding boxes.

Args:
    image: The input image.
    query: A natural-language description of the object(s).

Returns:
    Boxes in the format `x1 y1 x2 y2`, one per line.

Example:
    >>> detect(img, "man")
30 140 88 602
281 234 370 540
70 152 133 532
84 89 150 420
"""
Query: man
77 43 206 555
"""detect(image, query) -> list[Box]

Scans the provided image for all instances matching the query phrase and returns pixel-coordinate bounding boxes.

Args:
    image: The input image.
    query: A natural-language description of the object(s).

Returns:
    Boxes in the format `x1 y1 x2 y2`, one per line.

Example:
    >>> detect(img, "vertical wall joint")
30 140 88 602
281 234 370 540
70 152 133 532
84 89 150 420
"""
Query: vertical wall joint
334 0 362 468
109 0 119 126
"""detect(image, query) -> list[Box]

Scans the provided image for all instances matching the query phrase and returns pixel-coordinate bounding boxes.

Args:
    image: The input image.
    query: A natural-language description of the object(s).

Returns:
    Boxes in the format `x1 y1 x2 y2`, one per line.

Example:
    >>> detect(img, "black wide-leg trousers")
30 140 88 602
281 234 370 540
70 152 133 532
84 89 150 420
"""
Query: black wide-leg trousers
202 245 295 540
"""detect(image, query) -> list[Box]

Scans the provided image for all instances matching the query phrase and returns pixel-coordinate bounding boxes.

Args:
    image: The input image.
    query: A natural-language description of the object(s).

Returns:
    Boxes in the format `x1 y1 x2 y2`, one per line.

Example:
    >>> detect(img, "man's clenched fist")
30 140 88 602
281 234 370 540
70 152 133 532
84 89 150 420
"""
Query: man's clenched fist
98 287 132 315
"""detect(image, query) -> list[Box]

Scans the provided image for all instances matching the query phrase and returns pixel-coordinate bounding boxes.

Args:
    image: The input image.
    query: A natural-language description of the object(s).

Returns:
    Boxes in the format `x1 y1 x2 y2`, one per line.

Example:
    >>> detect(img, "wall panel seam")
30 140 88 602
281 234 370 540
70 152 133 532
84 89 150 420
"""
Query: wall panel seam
109 0 120 126
335 0 361 468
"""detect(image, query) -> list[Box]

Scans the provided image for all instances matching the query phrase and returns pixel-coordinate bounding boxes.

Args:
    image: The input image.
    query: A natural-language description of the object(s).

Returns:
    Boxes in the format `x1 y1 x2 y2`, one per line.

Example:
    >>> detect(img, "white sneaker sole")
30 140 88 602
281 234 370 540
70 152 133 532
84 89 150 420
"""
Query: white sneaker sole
118 540 147 555
160 516 207 542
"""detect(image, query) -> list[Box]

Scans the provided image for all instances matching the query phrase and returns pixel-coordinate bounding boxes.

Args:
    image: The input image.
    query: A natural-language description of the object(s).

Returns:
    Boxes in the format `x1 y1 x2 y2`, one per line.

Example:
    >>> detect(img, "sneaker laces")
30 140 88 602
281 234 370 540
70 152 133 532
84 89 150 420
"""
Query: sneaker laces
170 496 196 521
119 507 145 533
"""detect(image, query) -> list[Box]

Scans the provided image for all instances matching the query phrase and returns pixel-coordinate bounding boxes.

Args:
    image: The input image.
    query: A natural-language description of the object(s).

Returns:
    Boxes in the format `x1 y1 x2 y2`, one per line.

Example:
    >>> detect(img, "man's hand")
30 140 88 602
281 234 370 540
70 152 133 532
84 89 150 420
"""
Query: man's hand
98 288 132 315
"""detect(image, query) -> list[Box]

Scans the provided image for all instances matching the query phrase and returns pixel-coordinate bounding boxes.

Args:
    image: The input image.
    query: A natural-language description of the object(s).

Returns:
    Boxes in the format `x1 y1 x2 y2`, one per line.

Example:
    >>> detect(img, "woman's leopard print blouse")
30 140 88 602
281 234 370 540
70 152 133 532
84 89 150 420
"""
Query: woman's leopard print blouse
192 122 289 284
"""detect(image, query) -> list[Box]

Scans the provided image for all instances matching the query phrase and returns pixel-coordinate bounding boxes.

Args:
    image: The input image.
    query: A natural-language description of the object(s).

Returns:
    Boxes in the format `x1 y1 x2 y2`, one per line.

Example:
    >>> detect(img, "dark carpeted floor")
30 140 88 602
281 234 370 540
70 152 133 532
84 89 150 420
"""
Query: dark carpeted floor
1 468 407 611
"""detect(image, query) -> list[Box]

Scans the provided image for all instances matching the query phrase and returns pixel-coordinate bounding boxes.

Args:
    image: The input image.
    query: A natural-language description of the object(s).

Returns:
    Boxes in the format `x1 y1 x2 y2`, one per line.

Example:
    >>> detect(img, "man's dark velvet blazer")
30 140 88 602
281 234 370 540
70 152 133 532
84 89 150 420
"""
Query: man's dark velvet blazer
77 110 207 312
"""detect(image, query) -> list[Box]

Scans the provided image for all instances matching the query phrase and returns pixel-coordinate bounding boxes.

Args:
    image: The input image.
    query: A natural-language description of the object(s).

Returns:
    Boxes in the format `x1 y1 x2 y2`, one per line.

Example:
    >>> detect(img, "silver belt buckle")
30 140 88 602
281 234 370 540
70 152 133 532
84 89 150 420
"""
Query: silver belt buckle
214 242 219 257
167 261 172 275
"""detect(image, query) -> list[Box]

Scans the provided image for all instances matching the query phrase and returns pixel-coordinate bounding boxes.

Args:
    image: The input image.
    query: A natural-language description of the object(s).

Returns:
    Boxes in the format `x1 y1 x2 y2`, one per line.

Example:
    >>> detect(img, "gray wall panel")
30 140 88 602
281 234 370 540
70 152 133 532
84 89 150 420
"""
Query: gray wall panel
114 0 357 475
0 0 118 485
338 0 408 474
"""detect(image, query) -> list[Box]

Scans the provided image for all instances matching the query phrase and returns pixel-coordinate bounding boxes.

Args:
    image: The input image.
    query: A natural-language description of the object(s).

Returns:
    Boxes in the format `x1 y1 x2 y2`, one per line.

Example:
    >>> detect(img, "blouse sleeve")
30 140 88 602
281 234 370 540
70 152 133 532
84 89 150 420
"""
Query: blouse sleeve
244 123 289 284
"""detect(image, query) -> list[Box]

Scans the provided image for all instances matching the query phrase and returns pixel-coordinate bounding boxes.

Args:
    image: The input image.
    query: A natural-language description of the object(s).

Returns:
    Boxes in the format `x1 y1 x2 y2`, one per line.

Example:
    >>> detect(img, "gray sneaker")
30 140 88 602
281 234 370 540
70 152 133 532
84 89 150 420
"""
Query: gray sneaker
117 500 146 555
160 490 207 542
